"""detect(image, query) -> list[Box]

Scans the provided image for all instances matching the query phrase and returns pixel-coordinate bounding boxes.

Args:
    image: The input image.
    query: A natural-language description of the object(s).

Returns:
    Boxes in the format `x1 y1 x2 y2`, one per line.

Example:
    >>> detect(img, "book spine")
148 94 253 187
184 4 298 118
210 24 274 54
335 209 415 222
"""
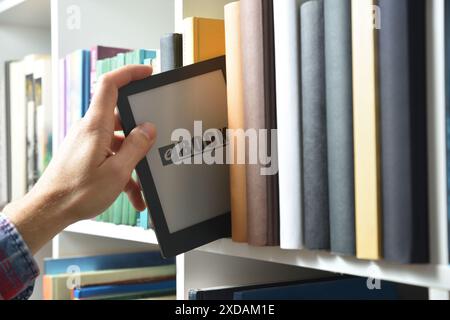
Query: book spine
241 0 279 246
182 18 195 66
4 61 13 203
161 33 183 72
301 0 330 250
90 46 98 100
445 0 450 261
427 0 447 265
225 1 248 243
273 0 303 249
351 0 382 260
379 0 428 263
82 50 90 116
324 0 355 255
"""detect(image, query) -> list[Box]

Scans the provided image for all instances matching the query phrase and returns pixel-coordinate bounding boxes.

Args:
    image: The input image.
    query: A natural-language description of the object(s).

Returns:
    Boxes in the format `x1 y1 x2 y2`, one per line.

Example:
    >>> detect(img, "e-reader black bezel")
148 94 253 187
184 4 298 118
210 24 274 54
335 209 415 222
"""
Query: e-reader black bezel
117 56 231 258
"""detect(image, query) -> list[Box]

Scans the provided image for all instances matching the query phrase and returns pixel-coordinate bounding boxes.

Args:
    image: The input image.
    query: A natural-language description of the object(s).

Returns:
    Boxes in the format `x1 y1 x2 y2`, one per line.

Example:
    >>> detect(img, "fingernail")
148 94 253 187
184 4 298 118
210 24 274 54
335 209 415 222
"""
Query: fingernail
138 123 156 141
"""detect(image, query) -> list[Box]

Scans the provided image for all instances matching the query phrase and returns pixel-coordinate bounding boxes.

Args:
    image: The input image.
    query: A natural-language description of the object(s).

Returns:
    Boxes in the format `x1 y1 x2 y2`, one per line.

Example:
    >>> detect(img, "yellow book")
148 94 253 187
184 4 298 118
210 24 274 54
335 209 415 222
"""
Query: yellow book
351 0 382 260
182 17 225 66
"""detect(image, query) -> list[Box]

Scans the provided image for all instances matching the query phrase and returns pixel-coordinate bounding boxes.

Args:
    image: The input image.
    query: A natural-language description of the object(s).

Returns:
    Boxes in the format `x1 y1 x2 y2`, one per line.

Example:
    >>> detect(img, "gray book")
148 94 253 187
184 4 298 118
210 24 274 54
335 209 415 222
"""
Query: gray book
380 0 428 263
301 0 330 250
324 0 355 255
0 61 13 206
160 33 183 72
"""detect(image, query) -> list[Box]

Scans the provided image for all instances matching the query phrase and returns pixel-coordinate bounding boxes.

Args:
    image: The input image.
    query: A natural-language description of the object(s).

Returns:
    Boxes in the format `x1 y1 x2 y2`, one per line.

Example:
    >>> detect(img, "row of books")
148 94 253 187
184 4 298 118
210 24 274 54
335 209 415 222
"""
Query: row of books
1 55 53 203
95 194 150 229
223 0 434 264
58 46 160 229
189 276 426 300
43 251 175 300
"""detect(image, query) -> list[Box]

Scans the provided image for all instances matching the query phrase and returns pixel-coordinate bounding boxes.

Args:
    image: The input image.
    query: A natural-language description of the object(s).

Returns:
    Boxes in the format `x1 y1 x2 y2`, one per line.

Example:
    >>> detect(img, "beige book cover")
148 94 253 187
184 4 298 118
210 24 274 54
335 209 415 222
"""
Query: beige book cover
351 0 382 260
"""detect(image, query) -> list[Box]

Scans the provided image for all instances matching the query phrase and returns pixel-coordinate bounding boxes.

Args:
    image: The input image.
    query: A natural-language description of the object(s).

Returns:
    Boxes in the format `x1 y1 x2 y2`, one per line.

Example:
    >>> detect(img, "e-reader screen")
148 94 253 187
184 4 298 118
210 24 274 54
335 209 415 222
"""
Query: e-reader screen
127 69 230 234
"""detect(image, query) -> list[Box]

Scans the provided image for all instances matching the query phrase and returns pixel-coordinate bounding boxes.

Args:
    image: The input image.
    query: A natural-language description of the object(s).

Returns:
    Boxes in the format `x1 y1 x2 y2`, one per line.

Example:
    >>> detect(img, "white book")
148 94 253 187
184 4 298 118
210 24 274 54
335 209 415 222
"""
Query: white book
9 60 27 201
273 0 303 249
427 0 449 265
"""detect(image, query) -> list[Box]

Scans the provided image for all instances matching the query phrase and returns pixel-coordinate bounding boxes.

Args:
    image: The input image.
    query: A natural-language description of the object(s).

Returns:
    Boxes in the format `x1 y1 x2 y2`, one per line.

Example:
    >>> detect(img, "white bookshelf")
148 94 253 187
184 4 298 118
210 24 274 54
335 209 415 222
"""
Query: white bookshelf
1 0 449 300
64 220 158 245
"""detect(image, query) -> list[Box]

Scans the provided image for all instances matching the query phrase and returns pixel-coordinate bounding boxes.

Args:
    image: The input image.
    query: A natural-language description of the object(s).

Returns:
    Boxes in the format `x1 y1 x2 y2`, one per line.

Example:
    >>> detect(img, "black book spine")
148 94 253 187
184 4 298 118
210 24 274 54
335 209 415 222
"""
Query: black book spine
301 0 330 250
160 33 183 72
379 0 429 263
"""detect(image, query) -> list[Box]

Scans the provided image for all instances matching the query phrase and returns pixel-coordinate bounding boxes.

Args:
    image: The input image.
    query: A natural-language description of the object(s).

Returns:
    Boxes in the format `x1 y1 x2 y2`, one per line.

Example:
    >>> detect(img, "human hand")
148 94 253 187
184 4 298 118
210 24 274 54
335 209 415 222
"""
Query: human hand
4 65 156 254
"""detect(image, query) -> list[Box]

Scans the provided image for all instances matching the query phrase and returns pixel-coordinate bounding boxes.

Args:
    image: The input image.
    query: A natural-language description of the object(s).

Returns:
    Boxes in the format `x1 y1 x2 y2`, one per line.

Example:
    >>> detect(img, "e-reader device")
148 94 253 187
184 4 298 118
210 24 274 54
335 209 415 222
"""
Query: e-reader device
117 56 231 258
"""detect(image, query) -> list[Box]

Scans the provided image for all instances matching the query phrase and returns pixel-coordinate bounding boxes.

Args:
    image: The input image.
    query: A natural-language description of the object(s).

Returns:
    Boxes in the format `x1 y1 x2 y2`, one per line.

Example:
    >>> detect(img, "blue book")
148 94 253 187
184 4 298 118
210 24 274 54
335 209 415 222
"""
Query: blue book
82 50 91 116
233 278 398 300
73 279 176 299
44 251 174 275
140 209 149 229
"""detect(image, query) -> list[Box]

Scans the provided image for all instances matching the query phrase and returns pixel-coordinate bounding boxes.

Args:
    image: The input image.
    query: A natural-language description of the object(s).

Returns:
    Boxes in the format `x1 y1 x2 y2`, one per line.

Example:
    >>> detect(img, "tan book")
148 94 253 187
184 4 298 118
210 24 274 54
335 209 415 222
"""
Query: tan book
240 0 279 246
225 1 247 243
351 0 382 260
182 17 225 66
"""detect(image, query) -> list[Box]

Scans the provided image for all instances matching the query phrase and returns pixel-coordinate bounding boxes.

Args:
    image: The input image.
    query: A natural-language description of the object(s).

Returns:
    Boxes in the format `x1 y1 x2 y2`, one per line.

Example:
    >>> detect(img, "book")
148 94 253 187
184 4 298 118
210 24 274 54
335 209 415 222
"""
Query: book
224 1 247 243
233 277 398 300
90 46 130 99
182 17 225 66
273 0 303 249
43 265 176 300
379 0 429 263
74 289 176 300
65 50 90 132
1 61 14 205
324 0 355 255
445 0 450 260
72 279 176 299
8 60 27 200
301 0 330 250
351 0 382 260
241 0 279 246
430 0 449 264
188 279 329 300
160 33 183 72
33 57 53 176
44 251 174 275
24 55 40 191
58 58 67 143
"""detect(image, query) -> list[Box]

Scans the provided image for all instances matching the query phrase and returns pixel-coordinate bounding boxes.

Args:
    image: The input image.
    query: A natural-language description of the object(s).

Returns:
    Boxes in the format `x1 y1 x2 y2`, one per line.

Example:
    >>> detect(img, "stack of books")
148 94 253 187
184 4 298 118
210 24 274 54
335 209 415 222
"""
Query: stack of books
43 251 176 300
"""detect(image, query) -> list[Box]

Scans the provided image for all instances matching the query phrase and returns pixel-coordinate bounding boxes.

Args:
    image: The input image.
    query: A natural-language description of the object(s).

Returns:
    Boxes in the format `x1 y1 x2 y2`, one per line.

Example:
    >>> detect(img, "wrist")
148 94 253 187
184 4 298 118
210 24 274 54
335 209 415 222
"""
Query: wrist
3 187 74 254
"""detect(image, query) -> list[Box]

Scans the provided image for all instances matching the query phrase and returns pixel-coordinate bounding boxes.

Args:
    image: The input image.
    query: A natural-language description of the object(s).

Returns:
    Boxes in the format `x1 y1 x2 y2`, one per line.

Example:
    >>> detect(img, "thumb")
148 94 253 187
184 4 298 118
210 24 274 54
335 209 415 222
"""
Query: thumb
113 123 157 173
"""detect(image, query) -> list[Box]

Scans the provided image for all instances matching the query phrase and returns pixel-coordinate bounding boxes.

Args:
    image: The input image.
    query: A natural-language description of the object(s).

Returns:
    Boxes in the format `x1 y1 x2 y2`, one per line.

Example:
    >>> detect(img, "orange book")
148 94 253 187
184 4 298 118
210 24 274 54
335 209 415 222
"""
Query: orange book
182 17 225 66
43 275 53 300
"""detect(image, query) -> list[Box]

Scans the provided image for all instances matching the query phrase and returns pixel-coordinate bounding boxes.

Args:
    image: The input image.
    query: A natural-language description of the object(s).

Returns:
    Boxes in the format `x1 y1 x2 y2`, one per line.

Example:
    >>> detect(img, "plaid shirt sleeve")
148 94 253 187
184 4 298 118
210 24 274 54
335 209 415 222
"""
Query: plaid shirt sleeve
0 214 39 300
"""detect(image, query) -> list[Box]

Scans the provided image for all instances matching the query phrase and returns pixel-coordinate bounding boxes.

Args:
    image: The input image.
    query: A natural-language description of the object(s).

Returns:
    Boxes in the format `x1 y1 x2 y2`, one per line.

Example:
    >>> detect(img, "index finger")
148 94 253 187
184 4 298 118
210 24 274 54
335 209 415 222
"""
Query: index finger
89 65 152 117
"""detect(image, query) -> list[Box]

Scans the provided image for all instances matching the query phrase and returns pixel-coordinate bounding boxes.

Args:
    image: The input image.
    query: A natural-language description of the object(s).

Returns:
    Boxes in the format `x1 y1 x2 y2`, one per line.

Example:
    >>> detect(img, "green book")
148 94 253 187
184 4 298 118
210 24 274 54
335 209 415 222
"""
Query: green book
116 53 126 68
112 194 122 225
128 198 137 226
121 193 129 225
